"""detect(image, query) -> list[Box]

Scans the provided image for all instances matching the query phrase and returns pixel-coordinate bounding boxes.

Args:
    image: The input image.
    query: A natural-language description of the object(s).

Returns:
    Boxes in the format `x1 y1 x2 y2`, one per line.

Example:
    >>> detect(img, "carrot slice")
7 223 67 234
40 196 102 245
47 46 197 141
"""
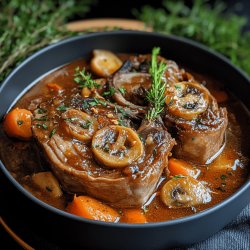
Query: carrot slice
67 195 119 222
46 83 63 92
168 158 200 178
3 108 32 140
122 209 147 224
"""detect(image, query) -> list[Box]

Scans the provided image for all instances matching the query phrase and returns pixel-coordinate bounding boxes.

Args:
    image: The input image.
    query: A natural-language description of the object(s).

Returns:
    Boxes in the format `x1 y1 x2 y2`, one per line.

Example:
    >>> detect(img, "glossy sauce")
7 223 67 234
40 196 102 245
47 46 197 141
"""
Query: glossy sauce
0 56 249 223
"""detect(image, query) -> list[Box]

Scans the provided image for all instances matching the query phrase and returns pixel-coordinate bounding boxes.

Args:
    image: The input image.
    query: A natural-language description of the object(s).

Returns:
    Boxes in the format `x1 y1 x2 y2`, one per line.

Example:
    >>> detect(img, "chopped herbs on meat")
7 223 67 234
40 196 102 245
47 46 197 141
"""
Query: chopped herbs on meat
103 87 115 97
34 116 49 121
174 84 181 90
74 67 100 89
37 108 47 114
118 107 127 117
81 120 92 129
93 98 107 107
36 123 48 130
49 128 57 138
118 87 126 95
220 174 227 180
118 119 126 126
56 105 68 111
172 175 186 179
64 117 78 122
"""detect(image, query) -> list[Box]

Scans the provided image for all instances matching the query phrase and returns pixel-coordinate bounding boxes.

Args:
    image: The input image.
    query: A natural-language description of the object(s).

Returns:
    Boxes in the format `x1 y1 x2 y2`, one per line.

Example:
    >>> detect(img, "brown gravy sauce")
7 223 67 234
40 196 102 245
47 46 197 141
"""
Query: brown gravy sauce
0 56 249 223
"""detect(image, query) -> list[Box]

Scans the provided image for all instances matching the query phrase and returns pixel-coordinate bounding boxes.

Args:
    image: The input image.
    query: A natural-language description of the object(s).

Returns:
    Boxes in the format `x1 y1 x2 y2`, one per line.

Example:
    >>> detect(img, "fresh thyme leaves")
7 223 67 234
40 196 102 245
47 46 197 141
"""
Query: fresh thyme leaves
34 116 49 121
95 98 107 107
135 0 250 75
118 107 127 117
81 120 92 129
0 0 93 82
146 47 167 121
82 100 89 109
174 84 181 90
220 174 227 180
103 87 115 97
49 128 57 138
36 123 48 130
64 117 78 122
74 67 100 89
56 105 68 111
37 108 47 114
172 175 186 179
118 119 126 126
118 87 126 95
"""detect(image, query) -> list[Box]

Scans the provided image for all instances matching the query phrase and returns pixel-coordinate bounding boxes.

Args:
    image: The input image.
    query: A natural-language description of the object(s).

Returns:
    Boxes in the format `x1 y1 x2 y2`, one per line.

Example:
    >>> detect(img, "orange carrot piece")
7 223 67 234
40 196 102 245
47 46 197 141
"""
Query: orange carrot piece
67 195 119 222
168 158 200 178
3 108 32 140
210 90 228 103
46 83 63 92
122 209 147 224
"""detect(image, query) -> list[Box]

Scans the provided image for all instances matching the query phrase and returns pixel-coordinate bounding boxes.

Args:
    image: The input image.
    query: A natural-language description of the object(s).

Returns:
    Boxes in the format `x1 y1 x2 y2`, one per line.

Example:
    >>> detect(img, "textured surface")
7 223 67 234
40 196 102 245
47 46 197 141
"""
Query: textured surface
184 203 250 250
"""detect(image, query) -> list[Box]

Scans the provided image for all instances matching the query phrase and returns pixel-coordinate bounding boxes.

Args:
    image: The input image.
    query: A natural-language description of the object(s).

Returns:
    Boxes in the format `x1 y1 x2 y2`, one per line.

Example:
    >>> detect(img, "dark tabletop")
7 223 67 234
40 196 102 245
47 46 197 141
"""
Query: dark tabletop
1 0 249 249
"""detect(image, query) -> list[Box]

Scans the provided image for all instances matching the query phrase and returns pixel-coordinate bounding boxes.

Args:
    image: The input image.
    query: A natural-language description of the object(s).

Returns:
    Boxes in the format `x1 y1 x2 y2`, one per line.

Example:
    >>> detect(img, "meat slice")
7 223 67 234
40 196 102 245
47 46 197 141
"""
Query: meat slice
32 94 175 208
164 81 228 164
110 54 192 115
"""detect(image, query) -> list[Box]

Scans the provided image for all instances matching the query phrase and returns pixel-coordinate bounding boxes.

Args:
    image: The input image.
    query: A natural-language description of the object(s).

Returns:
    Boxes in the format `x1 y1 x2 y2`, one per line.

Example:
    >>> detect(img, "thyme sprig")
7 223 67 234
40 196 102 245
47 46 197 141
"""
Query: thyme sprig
135 0 250 76
0 0 93 82
146 47 167 121
74 67 100 89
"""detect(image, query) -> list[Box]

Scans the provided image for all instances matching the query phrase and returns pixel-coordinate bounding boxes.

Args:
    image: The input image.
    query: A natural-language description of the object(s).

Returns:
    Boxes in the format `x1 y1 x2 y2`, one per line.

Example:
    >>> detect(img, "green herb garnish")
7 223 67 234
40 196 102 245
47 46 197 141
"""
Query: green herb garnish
56 105 68 111
118 119 126 126
81 120 92 129
146 47 167 120
74 67 100 89
118 107 127 117
36 123 48 130
82 100 90 109
0 0 93 82
49 128 57 138
88 101 98 107
103 144 110 152
118 87 126 95
174 84 182 90
103 87 115 97
64 117 78 122
220 174 227 180
34 116 48 121
37 108 47 114
172 175 186 179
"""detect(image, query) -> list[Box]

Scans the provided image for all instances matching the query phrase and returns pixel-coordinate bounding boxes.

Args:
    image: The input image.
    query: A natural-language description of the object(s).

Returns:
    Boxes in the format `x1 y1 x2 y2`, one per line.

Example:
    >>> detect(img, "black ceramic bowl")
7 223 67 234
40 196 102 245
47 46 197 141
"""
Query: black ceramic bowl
0 31 250 250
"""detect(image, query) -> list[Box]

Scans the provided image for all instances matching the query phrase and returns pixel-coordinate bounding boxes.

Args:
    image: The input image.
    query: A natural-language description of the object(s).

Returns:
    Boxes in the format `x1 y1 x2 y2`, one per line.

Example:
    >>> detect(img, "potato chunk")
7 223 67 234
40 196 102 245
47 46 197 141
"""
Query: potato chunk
31 172 62 198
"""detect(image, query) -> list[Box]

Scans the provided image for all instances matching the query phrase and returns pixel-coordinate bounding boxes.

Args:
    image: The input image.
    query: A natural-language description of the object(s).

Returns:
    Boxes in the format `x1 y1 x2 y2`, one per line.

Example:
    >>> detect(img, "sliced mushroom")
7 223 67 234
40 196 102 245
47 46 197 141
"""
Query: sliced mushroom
62 109 98 141
165 81 210 120
31 172 63 198
161 176 211 208
90 50 122 77
92 125 144 168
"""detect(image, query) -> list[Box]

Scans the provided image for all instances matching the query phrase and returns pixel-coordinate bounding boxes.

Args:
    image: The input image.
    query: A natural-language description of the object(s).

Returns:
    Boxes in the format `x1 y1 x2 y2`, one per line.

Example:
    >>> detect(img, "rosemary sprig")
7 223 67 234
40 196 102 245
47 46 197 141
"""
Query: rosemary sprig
146 47 167 121
74 67 100 89
135 0 250 76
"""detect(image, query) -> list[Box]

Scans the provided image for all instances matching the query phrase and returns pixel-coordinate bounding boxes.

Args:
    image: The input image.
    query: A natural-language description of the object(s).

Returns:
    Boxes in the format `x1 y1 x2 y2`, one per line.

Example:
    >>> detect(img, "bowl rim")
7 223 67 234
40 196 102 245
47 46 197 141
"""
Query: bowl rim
1 30 250 229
